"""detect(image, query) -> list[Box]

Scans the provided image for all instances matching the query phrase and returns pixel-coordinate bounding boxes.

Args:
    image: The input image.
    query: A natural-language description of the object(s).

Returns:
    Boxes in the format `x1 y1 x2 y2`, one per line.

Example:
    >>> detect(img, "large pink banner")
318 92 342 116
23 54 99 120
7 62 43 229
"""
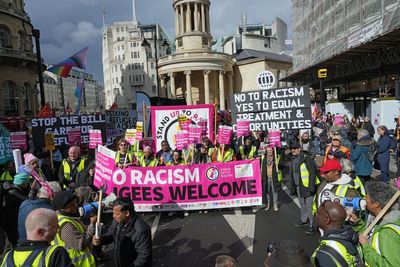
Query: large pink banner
94 146 262 211
89 129 102 149
151 104 215 152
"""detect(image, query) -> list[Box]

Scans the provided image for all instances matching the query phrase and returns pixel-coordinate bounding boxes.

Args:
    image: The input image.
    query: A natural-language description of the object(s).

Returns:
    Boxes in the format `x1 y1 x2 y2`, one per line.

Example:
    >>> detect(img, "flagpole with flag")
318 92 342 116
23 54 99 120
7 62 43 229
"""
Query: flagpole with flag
47 47 89 115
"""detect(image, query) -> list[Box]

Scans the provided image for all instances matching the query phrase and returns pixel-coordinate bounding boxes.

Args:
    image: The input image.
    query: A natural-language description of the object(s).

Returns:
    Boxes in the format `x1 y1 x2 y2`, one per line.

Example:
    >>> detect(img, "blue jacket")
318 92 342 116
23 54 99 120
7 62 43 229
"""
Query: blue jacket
18 198 55 240
377 134 391 173
350 136 374 176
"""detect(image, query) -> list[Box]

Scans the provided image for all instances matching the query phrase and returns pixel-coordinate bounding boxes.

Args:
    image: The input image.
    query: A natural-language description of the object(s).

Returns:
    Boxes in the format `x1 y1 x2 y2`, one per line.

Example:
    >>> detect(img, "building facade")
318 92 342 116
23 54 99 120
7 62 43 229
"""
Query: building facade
102 1 172 109
0 0 40 116
43 69 104 115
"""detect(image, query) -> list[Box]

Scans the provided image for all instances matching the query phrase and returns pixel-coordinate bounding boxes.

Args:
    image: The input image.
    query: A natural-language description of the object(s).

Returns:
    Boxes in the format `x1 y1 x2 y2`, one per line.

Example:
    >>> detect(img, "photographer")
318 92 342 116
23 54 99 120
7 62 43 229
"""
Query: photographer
350 181 400 267
312 201 363 266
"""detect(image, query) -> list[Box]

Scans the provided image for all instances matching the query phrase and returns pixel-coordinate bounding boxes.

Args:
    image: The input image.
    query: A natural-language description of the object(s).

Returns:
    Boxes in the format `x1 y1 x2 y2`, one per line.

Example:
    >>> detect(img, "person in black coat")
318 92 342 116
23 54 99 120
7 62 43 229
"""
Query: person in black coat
93 197 152 267
376 125 391 183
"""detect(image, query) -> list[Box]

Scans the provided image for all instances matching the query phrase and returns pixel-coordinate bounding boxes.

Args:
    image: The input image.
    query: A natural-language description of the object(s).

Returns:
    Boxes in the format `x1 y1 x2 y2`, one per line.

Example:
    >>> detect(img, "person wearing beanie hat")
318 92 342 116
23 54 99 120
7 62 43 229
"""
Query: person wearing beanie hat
52 191 96 266
323 134 350 164
350 129 376 182
137 146 158 167
23 152 47 182
58 146 88 190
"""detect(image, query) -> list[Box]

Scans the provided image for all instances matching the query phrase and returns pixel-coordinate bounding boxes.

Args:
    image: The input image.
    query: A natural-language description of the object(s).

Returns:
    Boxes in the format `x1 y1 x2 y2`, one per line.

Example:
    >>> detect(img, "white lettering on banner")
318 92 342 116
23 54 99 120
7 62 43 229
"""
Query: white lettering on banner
112 168 200 185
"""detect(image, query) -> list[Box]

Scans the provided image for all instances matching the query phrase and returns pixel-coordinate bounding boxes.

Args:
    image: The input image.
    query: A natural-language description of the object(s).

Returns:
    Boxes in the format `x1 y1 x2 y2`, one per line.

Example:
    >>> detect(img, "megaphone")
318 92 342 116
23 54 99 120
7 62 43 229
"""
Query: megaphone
320 190 367 211
79 193 117 217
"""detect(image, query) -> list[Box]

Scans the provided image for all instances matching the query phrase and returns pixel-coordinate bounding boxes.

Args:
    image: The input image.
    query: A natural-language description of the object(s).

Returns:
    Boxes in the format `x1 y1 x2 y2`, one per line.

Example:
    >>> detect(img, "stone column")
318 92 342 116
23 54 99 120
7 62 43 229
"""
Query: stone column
186 3 192 32
185 71 192 105
219 71 225 110
203 70 210 104
201 4 206 32
169 72 176 98
160 76 166 98
228 72 234 110
179 5 185 33
18 87 25 116
194 3 199 31
175 8 180 35
206 6 210 33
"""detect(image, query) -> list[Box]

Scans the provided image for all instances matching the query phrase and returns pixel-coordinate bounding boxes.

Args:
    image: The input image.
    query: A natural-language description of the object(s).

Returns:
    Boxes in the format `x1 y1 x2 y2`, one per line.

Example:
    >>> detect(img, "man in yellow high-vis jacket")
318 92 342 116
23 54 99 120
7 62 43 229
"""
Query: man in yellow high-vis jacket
1 208 72 267
58 146 88 190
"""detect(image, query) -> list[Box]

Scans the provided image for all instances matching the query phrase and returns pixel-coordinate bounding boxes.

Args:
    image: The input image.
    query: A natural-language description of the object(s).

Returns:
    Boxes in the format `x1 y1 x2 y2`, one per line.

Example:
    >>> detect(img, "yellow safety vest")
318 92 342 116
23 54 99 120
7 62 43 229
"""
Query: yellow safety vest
311 240 359 267
300 163 311 187
216 148 234 162
115 151 133 164
1 245 60 267
52 214 95 267
62 158 86 180
0 171 13 181
371 223 400 256
260 155 283 182
138 157 158 167
239 146 257 159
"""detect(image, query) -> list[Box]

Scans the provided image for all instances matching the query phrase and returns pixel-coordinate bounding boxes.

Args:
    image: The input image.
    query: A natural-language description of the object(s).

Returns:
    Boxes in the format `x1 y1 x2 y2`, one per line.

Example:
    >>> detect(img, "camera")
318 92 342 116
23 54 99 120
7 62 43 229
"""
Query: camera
266 242 275 254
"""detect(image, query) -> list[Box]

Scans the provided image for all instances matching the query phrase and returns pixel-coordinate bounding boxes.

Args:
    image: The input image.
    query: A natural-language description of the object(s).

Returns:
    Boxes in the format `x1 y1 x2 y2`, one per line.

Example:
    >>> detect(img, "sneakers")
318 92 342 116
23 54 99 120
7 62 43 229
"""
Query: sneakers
273 204 279 211
305 227 315 235
184 211 189 217
294 221 309 228
265 203 270 211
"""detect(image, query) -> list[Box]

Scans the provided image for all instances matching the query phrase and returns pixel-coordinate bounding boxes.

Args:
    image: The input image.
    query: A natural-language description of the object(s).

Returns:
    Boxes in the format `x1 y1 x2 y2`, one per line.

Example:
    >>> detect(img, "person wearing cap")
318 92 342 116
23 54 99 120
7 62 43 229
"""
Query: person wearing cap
115 139 134 169
52 191 96 267
289 142 318 235
58 146 88 190
324 135 350 163
264 240 312 267
1 208 73 267
312 201 363 266
137 146 159 167
350 129 376 182
349 181 400 267
314 159 364 216
0 172 31 247
92 197 152 267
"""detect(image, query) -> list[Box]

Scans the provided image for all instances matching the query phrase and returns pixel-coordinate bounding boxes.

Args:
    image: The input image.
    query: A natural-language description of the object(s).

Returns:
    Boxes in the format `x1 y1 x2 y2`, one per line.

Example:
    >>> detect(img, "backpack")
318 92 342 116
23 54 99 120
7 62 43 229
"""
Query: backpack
367 141 379 162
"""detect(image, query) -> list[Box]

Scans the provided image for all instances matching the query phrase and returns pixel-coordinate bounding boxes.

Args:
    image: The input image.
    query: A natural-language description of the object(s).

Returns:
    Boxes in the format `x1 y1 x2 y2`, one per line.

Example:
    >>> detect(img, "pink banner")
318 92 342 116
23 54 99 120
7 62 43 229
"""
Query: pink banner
188 125 202 144
268 131 281 147
136 121 143 141
175 130 188 150
68 128 81 146
198 119 208 135
217 125 232 145
94 146 262 211
151 104 215 152
236 120 250 137
89 130 102 149
10 132 27 150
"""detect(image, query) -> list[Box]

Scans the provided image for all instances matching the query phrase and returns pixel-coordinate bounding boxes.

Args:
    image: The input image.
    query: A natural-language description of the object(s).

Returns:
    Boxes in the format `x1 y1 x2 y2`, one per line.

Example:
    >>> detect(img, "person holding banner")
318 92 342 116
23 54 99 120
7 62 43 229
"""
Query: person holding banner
137 146 159 167
166 150 185 166
350 182 400 267
115 139 134 169
261 147 282 211
156 140 173 166
211 144 236 163
182 144 196 165
239 137 258 160
58 146 88 190
24 153 47 181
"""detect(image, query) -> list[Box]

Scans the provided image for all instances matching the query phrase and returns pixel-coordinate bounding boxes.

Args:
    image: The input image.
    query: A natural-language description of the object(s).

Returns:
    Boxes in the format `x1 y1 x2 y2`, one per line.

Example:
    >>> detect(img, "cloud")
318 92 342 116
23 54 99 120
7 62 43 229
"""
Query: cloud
70 21 102 45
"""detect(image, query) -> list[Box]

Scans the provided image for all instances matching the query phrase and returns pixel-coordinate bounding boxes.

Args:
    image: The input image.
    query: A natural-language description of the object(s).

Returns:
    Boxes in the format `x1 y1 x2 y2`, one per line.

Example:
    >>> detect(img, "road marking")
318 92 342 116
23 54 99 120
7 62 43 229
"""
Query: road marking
151 213 161 240
223 208 255 254
282 185 301 208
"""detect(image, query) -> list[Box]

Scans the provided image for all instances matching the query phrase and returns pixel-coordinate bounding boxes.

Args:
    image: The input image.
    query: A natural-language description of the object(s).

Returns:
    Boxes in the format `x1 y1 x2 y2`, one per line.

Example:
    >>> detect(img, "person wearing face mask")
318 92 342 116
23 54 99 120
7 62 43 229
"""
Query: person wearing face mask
0 208 73 267
58 146 88 190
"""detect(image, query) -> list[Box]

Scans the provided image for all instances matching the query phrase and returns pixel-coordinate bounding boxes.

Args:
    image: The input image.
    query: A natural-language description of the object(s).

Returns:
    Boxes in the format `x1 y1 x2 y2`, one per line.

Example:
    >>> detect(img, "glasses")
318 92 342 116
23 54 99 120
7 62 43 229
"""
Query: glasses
119 144 127 147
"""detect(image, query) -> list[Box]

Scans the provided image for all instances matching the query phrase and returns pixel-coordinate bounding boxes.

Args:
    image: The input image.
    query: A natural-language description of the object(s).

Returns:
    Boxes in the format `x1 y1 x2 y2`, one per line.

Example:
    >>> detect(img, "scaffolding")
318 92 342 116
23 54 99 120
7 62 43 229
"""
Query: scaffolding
292 0 400 73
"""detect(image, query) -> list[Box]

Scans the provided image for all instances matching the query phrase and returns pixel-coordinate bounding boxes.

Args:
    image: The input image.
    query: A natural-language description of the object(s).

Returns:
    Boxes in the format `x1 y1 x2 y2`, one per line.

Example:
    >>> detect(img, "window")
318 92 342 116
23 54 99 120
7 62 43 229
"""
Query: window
121 27 124 32
131 52 134 59
23 83 31 111
152 75 155 81
2 81 18 112
133 42 137 47
151 63 155 69
129 75 132 83
141 63 144 69
152 85 156 93
121 76 124 83
116 28 120 32
17 31 25 51
118 55 121 61
148 52 152 59
122 55 125 60
118 46 120 51
116 77 119 83
120 64 123 70
0 25 12 48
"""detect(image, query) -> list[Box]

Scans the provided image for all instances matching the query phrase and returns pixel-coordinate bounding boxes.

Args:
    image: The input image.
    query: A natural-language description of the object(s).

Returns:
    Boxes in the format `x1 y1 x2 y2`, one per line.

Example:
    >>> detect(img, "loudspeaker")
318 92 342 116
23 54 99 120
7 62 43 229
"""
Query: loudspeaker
395 80 400 100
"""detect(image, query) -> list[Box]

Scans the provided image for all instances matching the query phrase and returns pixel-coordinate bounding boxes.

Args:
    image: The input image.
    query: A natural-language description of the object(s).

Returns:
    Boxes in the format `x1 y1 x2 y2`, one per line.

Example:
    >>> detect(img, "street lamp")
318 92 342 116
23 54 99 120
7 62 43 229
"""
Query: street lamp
141 28 169 100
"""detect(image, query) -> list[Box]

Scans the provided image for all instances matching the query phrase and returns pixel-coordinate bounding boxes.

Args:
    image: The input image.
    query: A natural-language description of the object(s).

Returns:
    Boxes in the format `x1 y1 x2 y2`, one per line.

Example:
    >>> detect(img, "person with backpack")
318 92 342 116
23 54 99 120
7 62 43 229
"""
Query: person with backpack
350 129 376 182
376 125 391 183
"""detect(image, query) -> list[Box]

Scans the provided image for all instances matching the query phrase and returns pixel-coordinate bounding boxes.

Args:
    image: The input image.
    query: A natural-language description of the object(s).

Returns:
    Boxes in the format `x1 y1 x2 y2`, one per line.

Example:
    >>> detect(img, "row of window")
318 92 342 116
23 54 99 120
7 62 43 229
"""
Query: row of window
115 42 140 51
0 25 32 51
112 74 149 85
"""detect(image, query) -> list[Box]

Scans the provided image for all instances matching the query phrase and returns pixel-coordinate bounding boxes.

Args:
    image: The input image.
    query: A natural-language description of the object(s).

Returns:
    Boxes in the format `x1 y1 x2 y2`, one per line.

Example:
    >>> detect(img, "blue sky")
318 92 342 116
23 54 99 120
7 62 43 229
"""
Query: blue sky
25 0 291 86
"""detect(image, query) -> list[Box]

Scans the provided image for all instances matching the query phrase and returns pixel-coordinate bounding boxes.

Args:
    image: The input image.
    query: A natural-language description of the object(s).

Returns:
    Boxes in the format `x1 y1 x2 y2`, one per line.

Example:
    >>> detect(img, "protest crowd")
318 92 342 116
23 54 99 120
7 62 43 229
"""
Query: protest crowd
1 107 400 267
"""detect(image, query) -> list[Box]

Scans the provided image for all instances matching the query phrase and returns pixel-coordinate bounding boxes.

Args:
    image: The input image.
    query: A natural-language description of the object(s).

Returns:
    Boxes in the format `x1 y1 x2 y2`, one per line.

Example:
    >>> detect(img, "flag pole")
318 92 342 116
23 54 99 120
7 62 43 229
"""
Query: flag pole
143 101 147 138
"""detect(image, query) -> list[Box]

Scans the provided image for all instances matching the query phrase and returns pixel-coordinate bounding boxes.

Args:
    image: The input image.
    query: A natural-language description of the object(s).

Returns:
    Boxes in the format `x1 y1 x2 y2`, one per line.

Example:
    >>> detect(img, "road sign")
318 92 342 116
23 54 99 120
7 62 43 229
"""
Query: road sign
318 68 327 79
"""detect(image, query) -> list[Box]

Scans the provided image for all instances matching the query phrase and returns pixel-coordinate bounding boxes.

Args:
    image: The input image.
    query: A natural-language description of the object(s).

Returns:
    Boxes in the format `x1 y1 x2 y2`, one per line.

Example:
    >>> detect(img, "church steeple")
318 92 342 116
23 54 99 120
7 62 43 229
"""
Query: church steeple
132 0 138 25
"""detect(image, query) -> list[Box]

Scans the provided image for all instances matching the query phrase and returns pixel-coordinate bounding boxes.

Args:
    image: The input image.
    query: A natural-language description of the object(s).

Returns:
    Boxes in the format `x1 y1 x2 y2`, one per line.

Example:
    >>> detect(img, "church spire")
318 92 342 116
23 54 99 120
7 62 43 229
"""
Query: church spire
132 0 138 25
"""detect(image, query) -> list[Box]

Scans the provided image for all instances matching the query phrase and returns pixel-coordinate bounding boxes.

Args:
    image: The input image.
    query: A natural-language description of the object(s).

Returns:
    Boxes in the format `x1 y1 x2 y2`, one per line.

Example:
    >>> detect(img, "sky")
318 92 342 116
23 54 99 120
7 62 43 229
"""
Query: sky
25 0 292 86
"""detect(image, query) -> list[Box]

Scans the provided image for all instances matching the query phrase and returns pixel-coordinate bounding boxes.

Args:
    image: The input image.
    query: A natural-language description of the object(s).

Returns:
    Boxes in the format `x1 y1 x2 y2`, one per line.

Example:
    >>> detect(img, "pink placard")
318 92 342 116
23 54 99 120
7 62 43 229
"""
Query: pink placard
94 146 262 212
236 120 250 138
197 119 208 136
217 126 232 145
89 130 102 149
268 131 281 147
125 129 137 145
68 128 82 146
175 130 189 150
136 121 143 141
10 132 27 150
188 125 202 144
